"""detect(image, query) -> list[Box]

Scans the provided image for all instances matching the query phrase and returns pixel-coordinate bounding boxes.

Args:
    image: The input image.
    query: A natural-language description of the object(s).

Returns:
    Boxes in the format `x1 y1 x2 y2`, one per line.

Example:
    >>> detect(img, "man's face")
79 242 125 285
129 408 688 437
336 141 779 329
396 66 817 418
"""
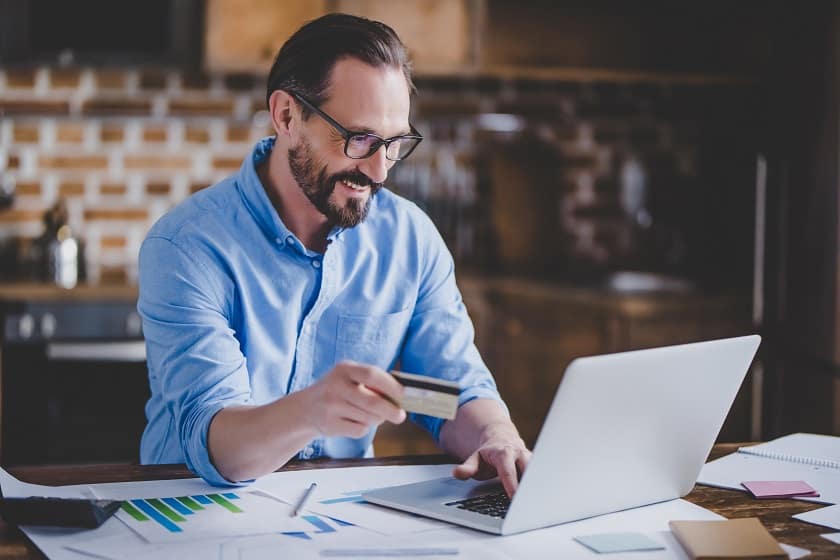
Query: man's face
288 58 412 228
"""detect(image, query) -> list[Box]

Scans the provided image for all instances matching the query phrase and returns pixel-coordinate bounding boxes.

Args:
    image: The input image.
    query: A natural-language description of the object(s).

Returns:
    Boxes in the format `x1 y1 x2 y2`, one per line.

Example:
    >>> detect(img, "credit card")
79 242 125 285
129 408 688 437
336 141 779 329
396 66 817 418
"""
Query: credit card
391 371 461 420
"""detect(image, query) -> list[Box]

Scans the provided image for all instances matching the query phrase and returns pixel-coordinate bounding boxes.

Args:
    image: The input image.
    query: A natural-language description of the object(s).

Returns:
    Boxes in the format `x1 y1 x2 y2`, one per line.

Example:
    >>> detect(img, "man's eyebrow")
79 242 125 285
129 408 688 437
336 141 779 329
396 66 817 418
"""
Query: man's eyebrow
346 124 413 137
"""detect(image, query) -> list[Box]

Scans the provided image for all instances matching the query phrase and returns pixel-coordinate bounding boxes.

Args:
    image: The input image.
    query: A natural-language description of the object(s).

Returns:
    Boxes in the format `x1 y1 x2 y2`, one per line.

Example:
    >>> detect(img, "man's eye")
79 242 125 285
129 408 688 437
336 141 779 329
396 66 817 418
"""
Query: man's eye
349 135 376 148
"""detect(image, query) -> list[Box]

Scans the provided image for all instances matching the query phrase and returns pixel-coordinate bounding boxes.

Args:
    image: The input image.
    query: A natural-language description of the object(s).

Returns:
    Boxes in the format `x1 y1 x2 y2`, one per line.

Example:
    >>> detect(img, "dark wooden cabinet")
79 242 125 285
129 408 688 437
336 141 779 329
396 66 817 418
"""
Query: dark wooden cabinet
761 0 840 438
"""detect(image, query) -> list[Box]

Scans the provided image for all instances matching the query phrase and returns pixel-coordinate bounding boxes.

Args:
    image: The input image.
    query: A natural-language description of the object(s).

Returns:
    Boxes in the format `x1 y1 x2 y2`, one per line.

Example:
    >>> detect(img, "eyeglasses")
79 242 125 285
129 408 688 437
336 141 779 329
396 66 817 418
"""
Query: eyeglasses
290 92 423 161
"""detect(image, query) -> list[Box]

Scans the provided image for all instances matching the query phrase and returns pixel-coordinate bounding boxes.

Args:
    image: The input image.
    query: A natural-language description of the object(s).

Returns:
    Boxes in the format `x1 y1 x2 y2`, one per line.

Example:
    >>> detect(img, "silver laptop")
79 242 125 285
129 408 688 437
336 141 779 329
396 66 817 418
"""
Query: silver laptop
364 335 761 535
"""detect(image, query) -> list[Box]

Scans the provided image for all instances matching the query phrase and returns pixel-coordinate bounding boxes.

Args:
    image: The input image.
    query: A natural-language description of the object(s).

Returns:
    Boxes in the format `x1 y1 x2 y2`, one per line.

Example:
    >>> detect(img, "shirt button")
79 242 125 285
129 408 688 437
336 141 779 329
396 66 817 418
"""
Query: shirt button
301 446 314 459
285 237 294 245
312 259 321 269
274 237 282 244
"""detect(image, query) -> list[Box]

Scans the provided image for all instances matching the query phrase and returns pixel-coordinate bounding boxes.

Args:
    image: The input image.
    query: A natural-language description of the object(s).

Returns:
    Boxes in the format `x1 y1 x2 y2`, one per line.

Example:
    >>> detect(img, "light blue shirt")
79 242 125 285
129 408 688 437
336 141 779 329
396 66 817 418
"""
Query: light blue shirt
138 137 506 486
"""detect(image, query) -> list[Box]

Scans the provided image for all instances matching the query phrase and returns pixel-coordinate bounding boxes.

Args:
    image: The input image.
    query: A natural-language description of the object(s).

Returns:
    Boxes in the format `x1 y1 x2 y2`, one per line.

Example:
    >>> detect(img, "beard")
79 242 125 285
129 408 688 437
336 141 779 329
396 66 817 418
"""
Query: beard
288 137 383 228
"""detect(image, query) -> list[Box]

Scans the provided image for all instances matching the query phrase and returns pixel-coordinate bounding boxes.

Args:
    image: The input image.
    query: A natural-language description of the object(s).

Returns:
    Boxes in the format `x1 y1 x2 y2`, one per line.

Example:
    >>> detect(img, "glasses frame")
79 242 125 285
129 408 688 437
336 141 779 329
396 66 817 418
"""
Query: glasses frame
290 92 423 161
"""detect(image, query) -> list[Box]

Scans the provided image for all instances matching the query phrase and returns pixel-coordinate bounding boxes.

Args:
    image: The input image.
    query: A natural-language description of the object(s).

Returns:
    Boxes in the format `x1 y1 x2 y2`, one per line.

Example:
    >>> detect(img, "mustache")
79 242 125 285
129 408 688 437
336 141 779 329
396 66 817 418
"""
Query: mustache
332 171 383 190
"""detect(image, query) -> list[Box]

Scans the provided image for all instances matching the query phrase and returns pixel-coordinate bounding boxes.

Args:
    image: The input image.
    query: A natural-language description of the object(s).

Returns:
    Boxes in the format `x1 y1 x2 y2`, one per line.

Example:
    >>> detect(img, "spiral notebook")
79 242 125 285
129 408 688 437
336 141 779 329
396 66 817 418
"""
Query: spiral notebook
698 433 840 504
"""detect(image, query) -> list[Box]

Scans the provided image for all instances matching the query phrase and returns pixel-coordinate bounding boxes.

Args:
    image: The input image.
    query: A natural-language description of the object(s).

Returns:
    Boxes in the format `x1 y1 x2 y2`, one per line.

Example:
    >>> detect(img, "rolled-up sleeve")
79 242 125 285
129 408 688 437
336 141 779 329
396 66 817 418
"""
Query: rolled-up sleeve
399 216 508 442
138 235 251 486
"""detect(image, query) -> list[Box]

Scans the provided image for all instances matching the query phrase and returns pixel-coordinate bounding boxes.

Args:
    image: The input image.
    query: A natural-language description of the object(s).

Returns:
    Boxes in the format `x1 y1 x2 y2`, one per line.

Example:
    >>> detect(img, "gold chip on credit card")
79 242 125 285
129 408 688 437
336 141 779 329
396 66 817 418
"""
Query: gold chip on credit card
391 370 461 420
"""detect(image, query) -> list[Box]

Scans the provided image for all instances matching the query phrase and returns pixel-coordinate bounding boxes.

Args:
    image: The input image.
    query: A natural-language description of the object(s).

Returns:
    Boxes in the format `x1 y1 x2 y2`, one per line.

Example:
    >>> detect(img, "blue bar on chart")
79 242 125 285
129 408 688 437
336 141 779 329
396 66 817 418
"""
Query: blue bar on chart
162 497 194 516
303 515 336 533
131 499 183 533
320 495 365 504
129 493 246 533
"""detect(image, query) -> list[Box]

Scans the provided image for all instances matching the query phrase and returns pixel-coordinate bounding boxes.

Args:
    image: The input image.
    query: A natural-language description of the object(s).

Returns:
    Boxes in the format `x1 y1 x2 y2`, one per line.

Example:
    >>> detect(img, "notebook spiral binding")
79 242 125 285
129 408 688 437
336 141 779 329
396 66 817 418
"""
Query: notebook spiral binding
737 448 840 470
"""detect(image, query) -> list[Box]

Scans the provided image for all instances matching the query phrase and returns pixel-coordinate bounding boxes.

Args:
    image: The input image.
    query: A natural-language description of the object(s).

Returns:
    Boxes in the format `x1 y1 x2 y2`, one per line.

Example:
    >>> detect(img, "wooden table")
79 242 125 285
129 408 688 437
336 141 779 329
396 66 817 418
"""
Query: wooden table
0 445 836 559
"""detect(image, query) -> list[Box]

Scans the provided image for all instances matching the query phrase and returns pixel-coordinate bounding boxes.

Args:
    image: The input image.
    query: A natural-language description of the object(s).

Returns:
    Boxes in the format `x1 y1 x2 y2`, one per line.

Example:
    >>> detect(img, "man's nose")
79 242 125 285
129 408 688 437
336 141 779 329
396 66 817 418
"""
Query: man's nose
357 144 393 185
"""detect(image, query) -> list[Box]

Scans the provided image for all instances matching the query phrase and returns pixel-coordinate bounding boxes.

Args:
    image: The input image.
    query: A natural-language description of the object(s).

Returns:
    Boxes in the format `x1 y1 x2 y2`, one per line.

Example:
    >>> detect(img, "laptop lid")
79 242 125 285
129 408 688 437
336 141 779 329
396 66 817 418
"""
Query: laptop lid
364 335 760 535
501 334 760 534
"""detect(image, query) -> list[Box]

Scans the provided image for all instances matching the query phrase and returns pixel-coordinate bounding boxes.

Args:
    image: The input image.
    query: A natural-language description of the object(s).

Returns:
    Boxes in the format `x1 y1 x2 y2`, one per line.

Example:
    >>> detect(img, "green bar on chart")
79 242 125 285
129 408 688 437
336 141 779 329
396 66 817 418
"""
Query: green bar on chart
121 501 149 522
176 496 204 511
146 498 187 523
207 493 244 513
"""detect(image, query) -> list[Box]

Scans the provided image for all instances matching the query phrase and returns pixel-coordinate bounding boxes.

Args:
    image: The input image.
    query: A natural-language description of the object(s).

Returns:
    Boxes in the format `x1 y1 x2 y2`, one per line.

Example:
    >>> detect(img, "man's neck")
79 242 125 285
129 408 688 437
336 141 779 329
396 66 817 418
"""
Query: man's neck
257 149 332 254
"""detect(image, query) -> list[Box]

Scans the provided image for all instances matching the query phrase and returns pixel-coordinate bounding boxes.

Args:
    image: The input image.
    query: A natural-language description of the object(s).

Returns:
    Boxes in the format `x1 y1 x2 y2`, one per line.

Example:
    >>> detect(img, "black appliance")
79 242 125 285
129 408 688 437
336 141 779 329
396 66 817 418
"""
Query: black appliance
0 298 148 465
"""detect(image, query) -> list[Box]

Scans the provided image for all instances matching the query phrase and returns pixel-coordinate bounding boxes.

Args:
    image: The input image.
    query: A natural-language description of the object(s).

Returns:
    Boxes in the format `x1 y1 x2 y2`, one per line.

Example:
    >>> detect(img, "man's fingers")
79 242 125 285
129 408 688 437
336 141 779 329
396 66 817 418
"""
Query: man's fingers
494 455 520 498
515 449 532 478
341 362 404 405
357 384 406 424
453 451 480 480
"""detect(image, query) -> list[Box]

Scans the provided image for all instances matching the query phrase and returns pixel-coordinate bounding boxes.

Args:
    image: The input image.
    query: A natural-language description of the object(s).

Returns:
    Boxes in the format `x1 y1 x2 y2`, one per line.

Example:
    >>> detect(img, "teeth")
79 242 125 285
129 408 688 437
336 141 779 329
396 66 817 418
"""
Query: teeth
343 180 367 191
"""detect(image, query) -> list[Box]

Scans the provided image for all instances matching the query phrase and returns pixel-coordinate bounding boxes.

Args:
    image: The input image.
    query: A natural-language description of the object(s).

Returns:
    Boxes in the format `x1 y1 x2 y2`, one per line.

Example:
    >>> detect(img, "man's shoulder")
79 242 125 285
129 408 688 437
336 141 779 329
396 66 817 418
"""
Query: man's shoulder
146 176 239 243
372 188 434 229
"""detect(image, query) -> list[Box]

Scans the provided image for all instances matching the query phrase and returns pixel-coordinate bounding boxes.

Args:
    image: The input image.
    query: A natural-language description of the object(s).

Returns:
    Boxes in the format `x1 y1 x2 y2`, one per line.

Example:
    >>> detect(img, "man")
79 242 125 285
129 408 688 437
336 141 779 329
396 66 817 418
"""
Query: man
138 13 530 497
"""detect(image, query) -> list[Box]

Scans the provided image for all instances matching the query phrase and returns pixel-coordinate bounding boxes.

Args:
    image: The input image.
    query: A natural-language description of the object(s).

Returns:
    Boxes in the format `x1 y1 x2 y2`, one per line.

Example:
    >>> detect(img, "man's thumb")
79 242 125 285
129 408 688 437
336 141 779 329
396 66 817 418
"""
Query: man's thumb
453 452 479 480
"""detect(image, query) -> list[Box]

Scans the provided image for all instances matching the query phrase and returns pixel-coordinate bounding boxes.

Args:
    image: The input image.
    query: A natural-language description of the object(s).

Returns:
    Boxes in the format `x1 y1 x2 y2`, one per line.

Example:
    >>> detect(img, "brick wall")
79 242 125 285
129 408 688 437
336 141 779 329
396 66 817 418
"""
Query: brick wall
0 66 271 283
0 65 756 289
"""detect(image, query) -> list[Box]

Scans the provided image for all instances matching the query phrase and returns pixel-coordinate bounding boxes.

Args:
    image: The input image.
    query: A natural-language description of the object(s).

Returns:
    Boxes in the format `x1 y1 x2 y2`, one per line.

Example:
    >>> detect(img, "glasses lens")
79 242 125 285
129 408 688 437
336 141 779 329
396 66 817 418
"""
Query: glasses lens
386 137 421 161
346 134 381 158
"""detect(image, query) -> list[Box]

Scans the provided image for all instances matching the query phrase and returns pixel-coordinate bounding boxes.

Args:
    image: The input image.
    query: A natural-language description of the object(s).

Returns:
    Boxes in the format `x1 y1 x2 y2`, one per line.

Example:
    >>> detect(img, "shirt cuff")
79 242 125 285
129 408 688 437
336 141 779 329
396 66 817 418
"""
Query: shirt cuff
410 387 509 444
183 403 255 488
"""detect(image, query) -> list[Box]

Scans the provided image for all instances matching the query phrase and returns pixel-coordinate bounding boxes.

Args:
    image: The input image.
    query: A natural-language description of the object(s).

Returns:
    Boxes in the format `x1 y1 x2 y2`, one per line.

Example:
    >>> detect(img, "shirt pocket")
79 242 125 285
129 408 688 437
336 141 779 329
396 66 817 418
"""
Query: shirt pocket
335 308 412 369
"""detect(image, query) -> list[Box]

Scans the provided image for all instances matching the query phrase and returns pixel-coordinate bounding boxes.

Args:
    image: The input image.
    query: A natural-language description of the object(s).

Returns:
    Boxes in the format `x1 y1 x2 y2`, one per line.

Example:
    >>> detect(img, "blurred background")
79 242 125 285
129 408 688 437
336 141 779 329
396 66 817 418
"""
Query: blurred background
0 0 835 464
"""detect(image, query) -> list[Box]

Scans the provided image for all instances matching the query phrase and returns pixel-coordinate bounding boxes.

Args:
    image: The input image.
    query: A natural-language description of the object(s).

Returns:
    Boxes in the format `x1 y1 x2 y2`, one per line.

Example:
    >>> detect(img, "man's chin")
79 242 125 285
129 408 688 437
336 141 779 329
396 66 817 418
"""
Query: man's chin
325 197 370 228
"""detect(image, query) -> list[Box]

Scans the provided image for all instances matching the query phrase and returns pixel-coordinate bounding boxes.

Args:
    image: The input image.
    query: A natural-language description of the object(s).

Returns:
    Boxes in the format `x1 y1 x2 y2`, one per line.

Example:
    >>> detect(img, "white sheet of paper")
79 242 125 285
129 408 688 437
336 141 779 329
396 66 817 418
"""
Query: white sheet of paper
779 543 811 559
17 465 721 560
698 453 840 504
18 465 453 558
0 467 92 499
792 503 840 530
271 499 721 560
254 465 456 534
114 490 312 543
821 532 840 544
65 532 229 560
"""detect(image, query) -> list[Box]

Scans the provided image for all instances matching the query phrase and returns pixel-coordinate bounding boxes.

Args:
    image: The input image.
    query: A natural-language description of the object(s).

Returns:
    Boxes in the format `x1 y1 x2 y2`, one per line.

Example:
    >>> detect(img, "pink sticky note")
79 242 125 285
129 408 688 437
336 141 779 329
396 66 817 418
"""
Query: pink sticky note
741 480 819 499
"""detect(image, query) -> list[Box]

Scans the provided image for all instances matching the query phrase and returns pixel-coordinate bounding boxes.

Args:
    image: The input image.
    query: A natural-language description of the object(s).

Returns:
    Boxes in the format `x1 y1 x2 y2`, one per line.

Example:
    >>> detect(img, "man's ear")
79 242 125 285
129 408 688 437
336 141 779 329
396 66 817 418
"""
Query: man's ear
268 90 298 138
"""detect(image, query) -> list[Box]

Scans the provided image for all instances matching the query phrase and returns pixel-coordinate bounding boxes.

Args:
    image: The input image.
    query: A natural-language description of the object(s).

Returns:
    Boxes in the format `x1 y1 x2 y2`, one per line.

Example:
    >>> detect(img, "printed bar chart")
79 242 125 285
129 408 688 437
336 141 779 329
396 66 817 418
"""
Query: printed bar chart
116 491 311 543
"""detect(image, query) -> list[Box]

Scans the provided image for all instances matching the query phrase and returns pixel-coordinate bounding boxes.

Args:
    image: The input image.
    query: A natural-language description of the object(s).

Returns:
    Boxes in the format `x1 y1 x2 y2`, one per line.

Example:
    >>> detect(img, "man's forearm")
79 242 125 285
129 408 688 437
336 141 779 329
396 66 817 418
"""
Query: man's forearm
438 398 523 460
207 390 320 483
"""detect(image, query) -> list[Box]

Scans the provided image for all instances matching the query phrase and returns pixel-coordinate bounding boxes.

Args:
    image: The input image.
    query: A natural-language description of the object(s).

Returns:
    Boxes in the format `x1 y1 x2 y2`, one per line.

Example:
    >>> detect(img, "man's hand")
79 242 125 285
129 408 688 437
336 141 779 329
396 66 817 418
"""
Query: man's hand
452 428 531 498
302 360 406 438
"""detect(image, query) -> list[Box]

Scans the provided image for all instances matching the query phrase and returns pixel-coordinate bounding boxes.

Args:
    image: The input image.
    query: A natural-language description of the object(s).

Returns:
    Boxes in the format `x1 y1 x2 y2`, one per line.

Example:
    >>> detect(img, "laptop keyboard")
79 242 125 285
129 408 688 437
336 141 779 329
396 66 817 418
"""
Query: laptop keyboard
444 491 510 518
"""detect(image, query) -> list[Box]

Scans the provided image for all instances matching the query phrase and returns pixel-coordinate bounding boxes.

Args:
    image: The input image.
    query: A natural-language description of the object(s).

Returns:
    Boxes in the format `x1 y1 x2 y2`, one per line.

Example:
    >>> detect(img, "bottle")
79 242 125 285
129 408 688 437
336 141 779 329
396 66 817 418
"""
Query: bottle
37 199 80 289
49 224 78 289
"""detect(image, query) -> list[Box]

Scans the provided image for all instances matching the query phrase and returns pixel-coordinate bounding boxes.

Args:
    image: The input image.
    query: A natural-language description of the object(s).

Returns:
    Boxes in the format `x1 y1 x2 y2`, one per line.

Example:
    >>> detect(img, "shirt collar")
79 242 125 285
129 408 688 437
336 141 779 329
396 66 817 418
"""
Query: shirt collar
236 136 356 247
236 136 295 244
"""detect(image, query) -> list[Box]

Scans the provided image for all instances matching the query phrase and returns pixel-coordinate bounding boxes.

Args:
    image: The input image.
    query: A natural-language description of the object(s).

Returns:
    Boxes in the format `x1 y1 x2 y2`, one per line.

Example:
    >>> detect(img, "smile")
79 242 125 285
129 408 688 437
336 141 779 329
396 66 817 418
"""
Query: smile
341 179 369 192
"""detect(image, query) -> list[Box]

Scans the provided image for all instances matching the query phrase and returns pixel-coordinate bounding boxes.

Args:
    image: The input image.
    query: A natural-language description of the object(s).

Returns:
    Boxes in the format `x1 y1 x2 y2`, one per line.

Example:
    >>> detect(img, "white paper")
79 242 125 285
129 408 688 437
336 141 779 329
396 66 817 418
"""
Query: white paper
0 467 93 499
65 531 228 560
779 543 811 559
86 477 244 501
821 532 840 544
114 490 312 543
739 433 840 465
792 503 840 530
250 499 718 560
19 466 720 560
18 465 454 559
255 465 456 534
698 452 840 504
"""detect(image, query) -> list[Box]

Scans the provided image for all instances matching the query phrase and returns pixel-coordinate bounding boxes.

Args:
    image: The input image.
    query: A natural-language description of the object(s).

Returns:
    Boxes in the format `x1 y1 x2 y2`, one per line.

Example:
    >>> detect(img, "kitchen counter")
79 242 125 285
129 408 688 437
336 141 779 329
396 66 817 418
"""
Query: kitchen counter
0 282 138 303
0 277 745 314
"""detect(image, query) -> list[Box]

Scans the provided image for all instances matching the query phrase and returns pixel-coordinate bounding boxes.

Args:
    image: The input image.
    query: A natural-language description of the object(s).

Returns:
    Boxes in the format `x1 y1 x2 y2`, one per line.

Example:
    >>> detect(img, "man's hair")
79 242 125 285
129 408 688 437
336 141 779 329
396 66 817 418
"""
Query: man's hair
265 13 415 116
